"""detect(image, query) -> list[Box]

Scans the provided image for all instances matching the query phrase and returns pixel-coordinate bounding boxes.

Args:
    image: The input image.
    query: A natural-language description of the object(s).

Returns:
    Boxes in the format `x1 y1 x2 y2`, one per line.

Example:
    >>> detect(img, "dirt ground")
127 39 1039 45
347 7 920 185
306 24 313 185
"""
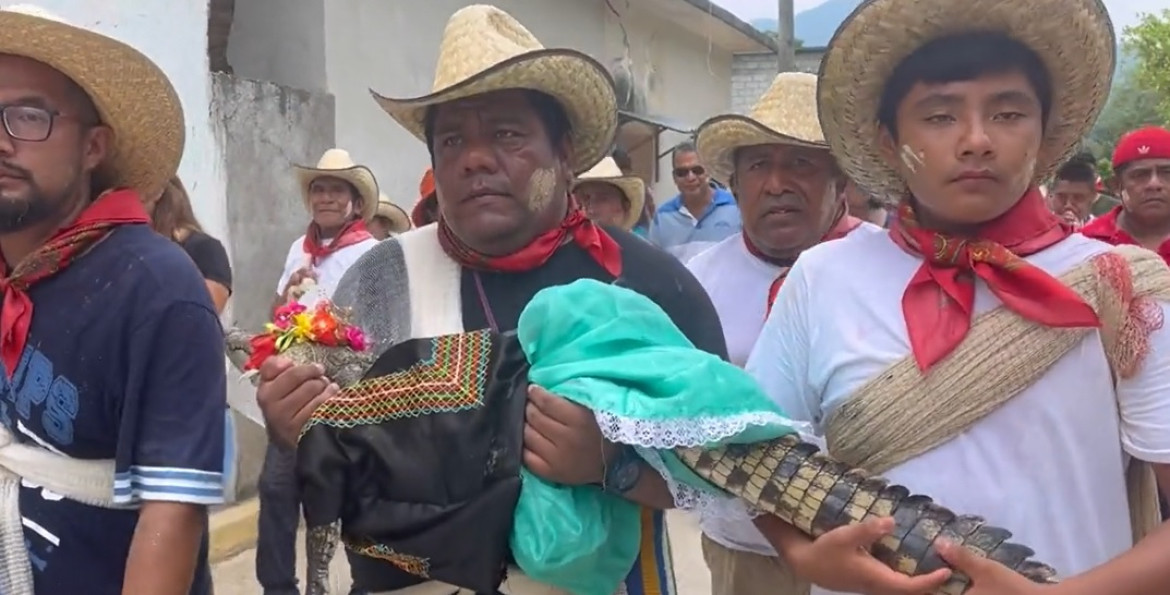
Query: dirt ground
210 510 712 594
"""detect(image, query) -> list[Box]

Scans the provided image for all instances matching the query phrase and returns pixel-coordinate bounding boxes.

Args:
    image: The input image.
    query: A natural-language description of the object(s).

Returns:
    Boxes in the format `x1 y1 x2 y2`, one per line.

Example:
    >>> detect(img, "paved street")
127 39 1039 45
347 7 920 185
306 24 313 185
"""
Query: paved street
212 510 712 594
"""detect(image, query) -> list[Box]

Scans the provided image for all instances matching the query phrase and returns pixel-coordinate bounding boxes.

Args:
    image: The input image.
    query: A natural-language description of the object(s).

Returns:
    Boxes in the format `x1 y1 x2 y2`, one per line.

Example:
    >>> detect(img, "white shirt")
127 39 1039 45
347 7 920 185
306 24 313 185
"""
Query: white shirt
686 225 881 554
276 234 378 302
747 231 1170 593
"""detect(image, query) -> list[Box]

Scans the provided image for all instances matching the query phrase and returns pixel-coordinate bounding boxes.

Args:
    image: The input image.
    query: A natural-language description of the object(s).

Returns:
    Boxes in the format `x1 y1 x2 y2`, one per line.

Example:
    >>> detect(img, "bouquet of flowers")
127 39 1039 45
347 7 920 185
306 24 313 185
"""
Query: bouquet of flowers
243 300 368 372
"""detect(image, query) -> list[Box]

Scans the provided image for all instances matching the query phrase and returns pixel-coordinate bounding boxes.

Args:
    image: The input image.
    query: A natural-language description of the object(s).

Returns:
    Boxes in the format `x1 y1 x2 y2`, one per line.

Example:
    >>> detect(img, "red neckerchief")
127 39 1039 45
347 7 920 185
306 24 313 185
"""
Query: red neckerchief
1081 205 1170 266
755 206 864 316
0 188 151 376
437 200 622 277
302 219 373 267
890 187 1099 372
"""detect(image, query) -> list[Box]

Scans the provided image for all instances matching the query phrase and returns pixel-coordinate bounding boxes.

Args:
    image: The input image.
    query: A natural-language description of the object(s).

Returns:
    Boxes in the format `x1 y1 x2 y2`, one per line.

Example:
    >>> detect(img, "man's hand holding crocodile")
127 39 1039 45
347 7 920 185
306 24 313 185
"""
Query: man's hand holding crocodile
256 356 337 449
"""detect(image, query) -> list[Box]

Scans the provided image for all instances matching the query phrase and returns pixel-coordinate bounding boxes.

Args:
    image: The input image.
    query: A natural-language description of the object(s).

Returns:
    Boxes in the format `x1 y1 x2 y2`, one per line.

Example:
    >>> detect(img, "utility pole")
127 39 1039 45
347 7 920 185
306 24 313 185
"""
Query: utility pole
776 0 796 72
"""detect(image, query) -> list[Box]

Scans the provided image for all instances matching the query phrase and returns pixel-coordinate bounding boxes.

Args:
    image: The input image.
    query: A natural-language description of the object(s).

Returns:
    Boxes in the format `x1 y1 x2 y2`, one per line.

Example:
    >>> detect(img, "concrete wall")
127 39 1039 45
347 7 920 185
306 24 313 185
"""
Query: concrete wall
229 0 739 208
211 74 336 498
730 48 826 114
607 2 734 200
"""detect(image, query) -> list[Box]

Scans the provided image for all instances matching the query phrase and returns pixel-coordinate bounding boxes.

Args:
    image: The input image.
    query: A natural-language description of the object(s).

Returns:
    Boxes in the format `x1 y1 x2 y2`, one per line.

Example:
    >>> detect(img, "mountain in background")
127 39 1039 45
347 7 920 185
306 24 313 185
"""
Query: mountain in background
750 0 1162 47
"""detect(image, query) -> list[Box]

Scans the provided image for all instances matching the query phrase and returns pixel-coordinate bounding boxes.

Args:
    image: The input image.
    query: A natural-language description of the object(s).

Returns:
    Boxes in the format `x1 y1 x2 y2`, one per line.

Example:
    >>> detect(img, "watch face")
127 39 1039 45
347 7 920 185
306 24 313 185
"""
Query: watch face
609 455 641 492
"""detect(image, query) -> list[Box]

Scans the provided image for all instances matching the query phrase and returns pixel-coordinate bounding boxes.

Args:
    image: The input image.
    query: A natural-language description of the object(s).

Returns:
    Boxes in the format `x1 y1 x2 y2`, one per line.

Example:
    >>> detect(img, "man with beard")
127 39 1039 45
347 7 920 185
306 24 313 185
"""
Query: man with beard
0 6 225 595
1047 152 1099 229
1082 126 1170 265
687 71 881 594
745 0 1170 593
252 5 725 594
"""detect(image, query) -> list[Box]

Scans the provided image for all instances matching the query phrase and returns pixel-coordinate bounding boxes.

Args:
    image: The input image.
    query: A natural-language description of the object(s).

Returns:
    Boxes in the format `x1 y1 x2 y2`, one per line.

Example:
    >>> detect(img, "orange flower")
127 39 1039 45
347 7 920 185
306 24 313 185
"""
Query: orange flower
310 310 340 346
245 334 278 371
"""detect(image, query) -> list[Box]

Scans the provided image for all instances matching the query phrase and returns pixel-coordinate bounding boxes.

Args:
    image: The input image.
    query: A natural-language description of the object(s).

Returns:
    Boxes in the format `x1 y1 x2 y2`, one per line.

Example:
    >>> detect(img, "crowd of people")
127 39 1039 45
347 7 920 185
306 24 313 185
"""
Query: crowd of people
0 0 1166 594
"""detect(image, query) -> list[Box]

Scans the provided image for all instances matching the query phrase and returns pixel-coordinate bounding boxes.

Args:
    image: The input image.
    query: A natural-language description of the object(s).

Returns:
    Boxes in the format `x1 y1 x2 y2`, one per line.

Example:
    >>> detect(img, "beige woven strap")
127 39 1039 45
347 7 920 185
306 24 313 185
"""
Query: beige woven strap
825 245 1169 544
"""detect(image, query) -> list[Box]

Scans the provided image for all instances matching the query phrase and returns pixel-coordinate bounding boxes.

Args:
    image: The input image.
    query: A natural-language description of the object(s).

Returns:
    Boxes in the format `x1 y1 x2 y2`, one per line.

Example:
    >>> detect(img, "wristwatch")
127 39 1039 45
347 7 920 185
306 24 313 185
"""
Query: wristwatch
600 445 642 495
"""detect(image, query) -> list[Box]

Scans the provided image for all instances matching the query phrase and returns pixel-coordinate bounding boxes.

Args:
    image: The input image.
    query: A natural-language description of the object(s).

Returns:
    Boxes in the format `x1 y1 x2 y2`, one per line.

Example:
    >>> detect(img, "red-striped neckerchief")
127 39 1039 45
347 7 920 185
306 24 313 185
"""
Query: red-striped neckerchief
0 188 151 376
438 200 622 278
302 219 372 267
889 187 1099 372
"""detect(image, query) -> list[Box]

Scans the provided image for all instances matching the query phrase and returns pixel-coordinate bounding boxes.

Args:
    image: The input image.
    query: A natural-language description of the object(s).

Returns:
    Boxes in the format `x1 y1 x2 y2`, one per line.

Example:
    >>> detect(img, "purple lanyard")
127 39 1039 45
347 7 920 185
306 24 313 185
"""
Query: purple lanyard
473 271 500 333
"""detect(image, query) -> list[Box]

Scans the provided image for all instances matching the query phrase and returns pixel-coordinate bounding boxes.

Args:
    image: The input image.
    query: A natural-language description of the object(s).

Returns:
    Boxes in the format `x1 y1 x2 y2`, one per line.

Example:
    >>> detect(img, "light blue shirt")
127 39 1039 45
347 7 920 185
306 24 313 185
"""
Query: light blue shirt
648 187 741 261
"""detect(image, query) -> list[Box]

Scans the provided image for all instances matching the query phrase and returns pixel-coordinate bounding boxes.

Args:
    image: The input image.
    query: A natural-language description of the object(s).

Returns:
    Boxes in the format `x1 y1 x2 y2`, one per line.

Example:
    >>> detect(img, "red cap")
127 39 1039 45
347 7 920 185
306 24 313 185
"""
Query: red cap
1112 126 1170 171
418 167 435 199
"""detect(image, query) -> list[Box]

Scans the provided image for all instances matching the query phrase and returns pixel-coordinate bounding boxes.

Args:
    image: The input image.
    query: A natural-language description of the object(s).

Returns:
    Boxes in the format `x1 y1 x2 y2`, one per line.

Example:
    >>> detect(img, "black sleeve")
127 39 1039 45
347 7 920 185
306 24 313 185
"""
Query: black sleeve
610 229 730 361
183 232 233 292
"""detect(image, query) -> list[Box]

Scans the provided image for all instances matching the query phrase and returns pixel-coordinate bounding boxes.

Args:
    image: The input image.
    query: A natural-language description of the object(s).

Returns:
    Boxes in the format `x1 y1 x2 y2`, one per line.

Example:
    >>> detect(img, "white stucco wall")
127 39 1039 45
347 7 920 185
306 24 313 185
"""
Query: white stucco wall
604 3 734 200
323 0 607 211
23 1 227 245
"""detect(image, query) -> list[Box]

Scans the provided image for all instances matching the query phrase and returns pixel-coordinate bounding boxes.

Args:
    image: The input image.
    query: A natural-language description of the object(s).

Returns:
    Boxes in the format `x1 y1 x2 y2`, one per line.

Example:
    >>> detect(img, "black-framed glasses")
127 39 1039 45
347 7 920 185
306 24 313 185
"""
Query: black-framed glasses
0 105 73 142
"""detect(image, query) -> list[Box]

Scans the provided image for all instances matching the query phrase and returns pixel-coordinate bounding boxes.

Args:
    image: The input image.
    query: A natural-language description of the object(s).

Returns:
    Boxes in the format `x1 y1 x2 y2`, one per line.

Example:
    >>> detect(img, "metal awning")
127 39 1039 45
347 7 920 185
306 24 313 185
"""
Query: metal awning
616 110 696 159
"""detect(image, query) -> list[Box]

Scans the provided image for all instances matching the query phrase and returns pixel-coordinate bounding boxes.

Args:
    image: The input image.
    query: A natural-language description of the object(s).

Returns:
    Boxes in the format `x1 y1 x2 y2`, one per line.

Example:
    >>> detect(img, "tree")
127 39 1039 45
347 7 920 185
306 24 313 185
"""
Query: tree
1085 67 1164 162
1125 9 1170 121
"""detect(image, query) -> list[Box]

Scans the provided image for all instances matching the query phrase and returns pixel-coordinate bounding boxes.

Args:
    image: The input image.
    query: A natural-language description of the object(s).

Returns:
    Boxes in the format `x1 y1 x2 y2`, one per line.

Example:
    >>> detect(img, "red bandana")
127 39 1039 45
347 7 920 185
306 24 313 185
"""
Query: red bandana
438 201 622 278
889 187 1099 372
302 219 373 267
756 207 864 316
0 188 151 376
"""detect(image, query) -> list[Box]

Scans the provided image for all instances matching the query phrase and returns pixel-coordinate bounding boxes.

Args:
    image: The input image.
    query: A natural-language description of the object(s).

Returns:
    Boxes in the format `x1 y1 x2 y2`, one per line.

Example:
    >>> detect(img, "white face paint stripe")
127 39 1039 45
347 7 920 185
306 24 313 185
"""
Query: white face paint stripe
900 144 925 174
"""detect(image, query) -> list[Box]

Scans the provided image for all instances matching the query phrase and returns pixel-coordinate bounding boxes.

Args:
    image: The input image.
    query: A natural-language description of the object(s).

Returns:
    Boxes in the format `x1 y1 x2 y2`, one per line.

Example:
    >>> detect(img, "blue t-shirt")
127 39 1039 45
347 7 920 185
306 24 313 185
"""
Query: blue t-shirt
648 188 741 261
4 224 226 595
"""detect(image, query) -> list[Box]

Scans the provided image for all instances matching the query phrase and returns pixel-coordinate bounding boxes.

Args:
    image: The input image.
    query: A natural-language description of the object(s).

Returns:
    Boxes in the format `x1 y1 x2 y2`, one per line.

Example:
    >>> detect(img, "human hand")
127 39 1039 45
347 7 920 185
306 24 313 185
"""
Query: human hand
283 268 318 298
256 356 339 449
522 385 619 485
937 540 1054 595
754 514 951 594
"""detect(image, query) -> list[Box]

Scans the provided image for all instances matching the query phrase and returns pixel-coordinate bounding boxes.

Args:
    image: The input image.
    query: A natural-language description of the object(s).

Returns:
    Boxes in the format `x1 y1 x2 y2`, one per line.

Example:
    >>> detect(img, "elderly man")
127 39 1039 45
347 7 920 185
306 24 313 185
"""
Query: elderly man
747 0 1170 593
368 194 411 240
686 72 880 594
252 5 725 594
0 6 225 594
572 156 645 232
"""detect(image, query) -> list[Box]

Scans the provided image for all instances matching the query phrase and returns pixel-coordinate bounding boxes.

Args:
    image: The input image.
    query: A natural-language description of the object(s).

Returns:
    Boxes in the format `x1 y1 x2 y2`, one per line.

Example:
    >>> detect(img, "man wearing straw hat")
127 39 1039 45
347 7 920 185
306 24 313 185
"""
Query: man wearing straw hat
253 5 726 594
0 5 226 595
744 0 1170 593
262 146 382 594
368 193 412 240
572 156 645 232
273 147 380 310
685 71 880 594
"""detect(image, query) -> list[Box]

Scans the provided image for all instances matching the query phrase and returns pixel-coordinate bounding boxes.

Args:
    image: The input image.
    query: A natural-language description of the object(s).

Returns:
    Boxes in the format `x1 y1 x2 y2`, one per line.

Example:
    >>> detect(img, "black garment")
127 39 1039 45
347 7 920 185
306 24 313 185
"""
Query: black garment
180 230 233 293
256 444 301 595
333 227 728 593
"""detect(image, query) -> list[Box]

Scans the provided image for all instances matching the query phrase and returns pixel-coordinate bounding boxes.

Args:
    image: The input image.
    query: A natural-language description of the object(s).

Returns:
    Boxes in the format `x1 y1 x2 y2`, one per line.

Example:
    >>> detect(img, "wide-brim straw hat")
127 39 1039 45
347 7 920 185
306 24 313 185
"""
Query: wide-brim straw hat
572 157 645 230
294 148 379 221
374 193 411 233
371 5 618 175
0 5 184 199
818 0 1115 200
696 72 826 184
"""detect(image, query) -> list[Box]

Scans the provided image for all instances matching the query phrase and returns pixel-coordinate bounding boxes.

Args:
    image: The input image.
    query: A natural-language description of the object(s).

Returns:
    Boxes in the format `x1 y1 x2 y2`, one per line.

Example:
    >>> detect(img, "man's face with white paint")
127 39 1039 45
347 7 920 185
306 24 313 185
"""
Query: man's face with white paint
428 89 572 256
879 70 1044 227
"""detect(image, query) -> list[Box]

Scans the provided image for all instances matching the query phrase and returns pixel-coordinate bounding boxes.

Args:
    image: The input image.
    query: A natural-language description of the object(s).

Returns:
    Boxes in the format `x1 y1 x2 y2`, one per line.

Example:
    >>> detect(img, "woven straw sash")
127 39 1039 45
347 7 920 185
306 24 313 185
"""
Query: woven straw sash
824 245 1167 545
771 245 1170 595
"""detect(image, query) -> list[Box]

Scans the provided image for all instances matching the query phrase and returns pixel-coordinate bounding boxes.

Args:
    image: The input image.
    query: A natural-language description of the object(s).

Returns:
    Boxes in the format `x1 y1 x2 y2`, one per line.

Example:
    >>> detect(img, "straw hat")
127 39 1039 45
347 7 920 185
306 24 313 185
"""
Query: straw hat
294 149 379 220
374 193 411 233
0 5 184 199
818 0 1115 199
572 157 645 230
695 72 825 184
371 5 617 174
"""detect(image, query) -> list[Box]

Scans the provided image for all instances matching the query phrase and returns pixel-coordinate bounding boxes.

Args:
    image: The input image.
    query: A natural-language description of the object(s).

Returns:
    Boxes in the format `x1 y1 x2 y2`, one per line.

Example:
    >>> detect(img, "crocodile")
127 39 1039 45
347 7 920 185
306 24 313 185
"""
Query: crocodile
225 328 1059 595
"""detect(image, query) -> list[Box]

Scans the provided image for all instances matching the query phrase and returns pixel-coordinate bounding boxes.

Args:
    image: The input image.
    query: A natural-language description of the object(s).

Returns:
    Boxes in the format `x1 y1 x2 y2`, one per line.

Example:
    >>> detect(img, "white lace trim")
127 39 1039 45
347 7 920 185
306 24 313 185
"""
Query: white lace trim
594 411 811 522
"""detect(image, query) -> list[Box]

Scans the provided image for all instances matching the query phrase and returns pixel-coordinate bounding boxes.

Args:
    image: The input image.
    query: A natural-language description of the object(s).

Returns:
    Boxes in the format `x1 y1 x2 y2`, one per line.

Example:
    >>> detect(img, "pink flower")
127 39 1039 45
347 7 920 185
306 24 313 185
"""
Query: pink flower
345 326 368 351
272 302 307 329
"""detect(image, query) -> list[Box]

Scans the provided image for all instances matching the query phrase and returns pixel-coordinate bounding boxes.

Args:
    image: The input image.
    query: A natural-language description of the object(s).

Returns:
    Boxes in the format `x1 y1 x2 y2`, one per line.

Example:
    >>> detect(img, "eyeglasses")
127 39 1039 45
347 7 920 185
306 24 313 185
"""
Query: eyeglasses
673 166 705 178
0 105 80 142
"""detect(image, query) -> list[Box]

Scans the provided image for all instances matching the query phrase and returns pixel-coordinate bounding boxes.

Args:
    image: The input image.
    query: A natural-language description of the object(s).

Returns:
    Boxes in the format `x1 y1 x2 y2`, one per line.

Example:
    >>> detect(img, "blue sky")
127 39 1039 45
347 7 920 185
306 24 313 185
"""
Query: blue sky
718 0 1170 33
